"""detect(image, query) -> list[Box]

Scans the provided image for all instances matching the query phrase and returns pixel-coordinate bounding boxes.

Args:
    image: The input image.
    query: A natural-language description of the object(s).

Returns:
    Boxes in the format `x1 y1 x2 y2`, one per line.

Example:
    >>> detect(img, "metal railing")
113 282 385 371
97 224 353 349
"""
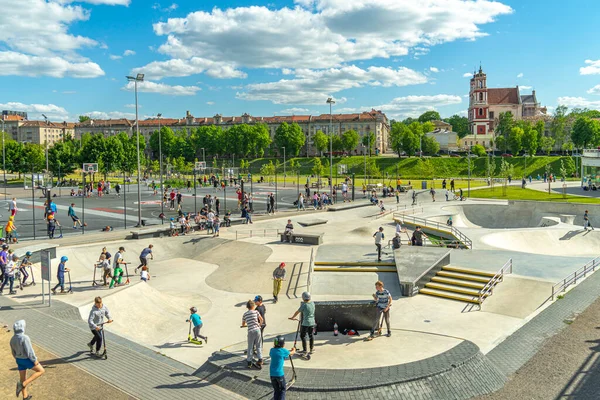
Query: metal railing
307 248 315 292
234 228 281 240
393 213 473 249
477 258 512 308
551 256 600 301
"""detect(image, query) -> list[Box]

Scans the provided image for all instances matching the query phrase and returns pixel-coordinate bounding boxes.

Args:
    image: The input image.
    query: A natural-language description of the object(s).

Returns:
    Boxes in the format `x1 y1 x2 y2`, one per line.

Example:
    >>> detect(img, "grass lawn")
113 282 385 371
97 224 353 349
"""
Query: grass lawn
469 186 600 204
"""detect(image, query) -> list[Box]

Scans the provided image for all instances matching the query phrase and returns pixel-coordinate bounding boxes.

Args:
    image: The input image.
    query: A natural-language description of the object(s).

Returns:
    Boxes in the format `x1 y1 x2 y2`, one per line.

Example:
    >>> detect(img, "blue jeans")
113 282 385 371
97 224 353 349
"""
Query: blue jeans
0 274 14 292
53 276 65 291
271 376 287 400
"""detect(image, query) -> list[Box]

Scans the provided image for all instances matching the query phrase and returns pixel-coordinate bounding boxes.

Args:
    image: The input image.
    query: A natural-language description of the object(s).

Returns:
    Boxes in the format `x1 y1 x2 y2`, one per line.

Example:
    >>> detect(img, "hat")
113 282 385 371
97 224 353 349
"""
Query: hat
254 295 263 302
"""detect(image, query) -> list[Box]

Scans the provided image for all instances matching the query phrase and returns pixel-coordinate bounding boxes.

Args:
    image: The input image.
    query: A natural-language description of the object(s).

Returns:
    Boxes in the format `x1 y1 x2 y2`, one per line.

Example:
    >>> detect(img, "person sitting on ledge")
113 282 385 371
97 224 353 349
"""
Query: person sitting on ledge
282 219 294 243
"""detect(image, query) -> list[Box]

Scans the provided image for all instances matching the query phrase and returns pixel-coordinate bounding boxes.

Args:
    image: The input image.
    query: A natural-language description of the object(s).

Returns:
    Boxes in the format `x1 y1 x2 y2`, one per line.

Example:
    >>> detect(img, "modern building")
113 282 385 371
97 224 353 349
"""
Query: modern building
75 110 390 156
462 66 547 150
424 128 458 153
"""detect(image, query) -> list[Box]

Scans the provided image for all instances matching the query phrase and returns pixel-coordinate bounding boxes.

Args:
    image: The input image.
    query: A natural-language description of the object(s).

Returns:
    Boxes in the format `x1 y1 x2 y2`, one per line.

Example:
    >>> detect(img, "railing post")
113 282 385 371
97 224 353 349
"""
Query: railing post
552 286 555 301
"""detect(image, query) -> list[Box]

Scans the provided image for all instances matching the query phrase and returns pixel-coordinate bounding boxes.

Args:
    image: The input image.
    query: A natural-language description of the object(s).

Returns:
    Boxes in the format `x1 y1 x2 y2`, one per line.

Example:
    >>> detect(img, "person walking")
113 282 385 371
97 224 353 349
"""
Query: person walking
289 291 316 355
411 226 427 246
430 187 436 202
255 295 267 344
367 280 392 339
9 197 18 217
68 203 83 229
215 196 220 216
0 253 18 294
5 216 17 243
87 296 113 356
272 262 286 303
115 182 121 197
373 227 385 262
136 244 153 273
242 300 264 368
51 256 70 294
269 193 276 215
12 320 45 399
411 190 417 206
450 179 455 192
584 210 594 231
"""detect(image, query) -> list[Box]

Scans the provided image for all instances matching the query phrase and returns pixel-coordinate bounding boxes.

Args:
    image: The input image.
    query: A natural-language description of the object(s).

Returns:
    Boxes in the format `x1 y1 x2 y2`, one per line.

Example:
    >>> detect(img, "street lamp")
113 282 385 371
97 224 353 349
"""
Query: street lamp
1 118 5 199
363 144 367 187
126 73 144 227
326 97 335 194
282 146 286 187
41 113 50 174
200 148 205 165
157 113 163 223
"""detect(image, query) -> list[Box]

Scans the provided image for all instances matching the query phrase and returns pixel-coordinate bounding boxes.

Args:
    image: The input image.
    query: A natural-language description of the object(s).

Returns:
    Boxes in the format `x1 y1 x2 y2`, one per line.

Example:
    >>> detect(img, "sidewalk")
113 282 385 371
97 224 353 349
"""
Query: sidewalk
0 297 245 400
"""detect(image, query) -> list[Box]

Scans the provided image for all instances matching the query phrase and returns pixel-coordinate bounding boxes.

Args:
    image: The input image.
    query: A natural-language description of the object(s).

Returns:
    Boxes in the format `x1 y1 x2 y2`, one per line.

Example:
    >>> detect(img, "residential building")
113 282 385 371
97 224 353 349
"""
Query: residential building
462 66 546 150
19 121 75 145
424 128 458 152
1 114 25 140
431 120 452 131
2 110 28 120
74 119 133 138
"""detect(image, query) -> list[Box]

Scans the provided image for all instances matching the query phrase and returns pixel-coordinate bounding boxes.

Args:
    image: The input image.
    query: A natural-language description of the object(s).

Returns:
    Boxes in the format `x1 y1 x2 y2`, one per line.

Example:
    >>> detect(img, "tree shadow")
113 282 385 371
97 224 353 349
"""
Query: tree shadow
554 338 600 399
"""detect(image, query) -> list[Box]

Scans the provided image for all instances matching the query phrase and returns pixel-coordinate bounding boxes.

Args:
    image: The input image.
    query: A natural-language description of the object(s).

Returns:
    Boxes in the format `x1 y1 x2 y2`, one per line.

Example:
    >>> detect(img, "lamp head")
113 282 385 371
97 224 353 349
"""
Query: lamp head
136 73 145 81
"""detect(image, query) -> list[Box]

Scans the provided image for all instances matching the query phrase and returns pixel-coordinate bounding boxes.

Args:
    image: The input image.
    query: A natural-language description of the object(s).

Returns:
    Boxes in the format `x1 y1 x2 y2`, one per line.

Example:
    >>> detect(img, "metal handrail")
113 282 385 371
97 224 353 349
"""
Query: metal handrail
393 214 472 249
551 256 600 300
235 228 281 240
478 258 512 307
307 248 315 292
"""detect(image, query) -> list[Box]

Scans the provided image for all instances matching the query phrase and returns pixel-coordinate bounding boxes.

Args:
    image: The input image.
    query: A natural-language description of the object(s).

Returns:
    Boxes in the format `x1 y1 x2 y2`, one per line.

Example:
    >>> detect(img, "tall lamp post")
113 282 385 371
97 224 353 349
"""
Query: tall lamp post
126 73 144 227
282 146 286 187
157 113 163 223
363 144 367 187
326 97 335 193
200 148 205 165
1 118 5 199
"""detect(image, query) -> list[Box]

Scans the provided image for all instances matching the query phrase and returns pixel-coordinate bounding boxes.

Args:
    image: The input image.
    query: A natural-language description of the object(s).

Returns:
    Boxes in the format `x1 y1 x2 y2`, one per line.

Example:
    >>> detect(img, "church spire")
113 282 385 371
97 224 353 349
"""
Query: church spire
479 62 483 74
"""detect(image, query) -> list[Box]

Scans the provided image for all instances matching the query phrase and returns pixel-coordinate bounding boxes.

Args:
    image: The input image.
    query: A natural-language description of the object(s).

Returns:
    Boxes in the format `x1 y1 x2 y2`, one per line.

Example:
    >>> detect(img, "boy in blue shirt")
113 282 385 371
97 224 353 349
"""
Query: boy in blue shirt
270 335 296 400
51 256 70 294
186 307 208 343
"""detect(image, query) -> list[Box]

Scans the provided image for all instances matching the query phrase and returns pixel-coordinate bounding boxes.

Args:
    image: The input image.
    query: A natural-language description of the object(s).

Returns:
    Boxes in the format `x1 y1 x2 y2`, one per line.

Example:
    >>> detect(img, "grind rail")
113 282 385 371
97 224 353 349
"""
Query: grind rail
551 256 600 301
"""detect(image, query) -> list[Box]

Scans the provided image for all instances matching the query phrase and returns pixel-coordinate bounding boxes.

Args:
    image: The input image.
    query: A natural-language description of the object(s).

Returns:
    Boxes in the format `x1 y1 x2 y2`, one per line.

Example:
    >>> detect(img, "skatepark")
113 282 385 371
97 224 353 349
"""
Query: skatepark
3 189 600 399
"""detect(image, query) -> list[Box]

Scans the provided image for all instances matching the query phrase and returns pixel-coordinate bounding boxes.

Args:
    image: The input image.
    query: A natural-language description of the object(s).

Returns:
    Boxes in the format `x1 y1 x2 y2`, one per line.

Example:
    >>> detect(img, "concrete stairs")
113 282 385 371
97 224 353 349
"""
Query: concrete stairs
419 265 497 304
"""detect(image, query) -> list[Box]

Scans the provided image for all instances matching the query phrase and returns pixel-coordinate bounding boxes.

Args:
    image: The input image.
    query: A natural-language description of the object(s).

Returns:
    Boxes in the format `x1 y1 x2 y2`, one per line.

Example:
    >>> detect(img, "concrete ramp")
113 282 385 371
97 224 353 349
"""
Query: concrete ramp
481 229 600 256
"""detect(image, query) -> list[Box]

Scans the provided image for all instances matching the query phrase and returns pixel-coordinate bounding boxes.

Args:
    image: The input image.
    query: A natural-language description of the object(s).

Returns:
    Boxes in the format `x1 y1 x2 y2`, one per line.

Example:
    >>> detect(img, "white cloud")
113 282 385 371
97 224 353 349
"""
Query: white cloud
587 85 600 95
0 51 104 78
84 111 136 119
146 0 511 77
429 67 440 73
463 72 473 78
280 108 312 114
132 57 247 80
58 0 131 5
237 65 427 104
367 94 462 119
123 49 136 56
557 96 600 109
0 0 129 78
206 101 215 105
580 60 600 75
517 72 523 78
124 104 140 108
109 55 122 60
519 85 532 90
0 102 69 120
152 2 177 12
121 80 201 96
331 107 358 113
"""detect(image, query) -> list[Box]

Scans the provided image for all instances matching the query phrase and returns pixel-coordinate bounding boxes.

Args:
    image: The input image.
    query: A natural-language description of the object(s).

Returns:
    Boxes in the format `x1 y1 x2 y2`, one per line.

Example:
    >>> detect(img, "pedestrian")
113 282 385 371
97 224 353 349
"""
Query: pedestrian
0 243 7 283
411 190 417 206
177 191 183 208
368 280 392 339
87 296 113 357
584 210 594 231
272 262 286 303
97 254 112 286
187 306 208 343
269 193 276 214
135 244 153 273
445 190 449 201
169 190 176 210
342 182 348 202
215 196 220 215
450 179 455 192
395 190 400 204
115 182 121 197
270 335 296 400
243 206 253 224
411 226 427 246
187 180 192 193
9 197 18 217
248 194 254 212
442 179 447 190
12 320 45 400
459 187 464 201
68 203 83 229
0 253 18 294
266 193 272 214
288 291 316 355
430 187 436 202
242 300 264 368
373 227 384 262
213 216 221 237
5 215 17 243
255 295 267 344
51 256 70 294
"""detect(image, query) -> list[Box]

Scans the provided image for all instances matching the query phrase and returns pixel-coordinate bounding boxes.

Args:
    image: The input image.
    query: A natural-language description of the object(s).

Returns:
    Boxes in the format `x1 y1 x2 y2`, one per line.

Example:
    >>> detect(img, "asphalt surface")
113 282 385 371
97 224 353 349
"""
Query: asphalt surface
1 180 344 240
475 295 600 400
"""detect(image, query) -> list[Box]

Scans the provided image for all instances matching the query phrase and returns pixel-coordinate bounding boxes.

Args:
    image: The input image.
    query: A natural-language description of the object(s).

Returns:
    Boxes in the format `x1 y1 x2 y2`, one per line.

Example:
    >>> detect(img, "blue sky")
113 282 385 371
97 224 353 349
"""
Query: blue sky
2 0 600 122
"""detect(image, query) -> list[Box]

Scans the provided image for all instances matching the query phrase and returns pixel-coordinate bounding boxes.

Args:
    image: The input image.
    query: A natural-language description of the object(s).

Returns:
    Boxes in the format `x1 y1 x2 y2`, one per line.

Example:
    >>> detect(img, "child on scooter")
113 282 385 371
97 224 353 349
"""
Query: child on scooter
19 251 33 287
186 306 207 343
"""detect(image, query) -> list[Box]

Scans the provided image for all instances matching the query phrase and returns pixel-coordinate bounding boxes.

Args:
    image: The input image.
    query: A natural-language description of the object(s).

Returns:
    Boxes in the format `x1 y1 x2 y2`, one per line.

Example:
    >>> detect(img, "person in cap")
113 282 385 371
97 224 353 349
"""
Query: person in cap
270 335 296 400
255 295 267 343
186 306 208 343
272 263 286 303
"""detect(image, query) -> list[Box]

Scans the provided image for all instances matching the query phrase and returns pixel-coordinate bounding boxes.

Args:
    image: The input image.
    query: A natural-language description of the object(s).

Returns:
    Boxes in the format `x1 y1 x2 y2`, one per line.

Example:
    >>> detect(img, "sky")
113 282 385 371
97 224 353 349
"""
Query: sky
1 0 600 123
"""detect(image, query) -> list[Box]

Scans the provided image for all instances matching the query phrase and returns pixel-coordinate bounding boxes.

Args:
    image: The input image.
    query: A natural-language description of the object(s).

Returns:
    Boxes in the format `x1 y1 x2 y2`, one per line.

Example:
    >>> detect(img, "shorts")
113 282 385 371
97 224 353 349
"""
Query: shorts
16 358 35 371
71 216 79 221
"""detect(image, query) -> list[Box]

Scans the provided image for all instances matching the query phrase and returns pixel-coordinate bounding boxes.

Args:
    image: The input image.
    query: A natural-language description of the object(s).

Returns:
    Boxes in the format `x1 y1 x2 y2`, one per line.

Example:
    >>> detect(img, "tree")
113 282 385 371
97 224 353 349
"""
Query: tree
522 125 539 156
78 115 91 123
444 115 470 138
495 136 506 153
361 132 375 155
471 144 487 157
422 135 440 155
550 105 569 151
48 140 77 176
149 127 175 159
508 127 524 155
340 130 360 153
418 111 441 123
389 122 407 156
311 157 325 178
252 123 272 157
259 160 276 176
499 158 514 195
313 130 329 155
572 117 600 149
540 136 555 156
421 121 435 135
329 134 343 152
274 122 306 157
496 112 514 152
365 158 381 179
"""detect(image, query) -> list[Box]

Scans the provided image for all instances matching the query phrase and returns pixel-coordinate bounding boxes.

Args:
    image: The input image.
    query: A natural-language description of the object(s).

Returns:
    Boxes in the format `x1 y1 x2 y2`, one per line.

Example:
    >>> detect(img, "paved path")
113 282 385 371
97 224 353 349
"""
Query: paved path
0 297 245 400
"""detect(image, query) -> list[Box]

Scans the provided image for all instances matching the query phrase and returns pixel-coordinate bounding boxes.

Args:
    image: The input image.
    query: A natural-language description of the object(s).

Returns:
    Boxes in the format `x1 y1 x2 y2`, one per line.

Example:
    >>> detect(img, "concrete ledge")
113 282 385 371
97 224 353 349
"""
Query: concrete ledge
130 227 171 239
280 233 323 245
328 201 372 211
395 247 451 297
297 219 328 227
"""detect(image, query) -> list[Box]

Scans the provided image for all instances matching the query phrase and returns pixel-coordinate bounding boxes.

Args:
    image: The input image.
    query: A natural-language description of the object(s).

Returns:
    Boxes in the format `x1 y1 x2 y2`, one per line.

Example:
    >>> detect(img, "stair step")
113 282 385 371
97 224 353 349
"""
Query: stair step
314 266 397 273
431 277 487 290
442 265 496 278
419 288 481 304
314 261 396 267
436 271 491 283
424 283 486 297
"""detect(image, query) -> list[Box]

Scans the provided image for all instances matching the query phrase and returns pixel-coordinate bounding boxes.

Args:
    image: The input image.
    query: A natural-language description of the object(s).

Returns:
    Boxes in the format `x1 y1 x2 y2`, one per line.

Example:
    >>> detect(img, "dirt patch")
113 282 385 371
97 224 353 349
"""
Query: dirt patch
0 327 133 400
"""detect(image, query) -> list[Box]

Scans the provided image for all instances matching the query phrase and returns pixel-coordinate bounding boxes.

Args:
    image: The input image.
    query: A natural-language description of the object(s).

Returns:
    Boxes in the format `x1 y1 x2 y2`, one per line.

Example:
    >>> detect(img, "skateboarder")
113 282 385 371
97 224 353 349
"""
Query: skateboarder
288 292 316 355
272 263 286 303
373 227 384 262
368 281 392 339
242 300 264 368
12 320 45 399
68 203 83 229
411 226 427 246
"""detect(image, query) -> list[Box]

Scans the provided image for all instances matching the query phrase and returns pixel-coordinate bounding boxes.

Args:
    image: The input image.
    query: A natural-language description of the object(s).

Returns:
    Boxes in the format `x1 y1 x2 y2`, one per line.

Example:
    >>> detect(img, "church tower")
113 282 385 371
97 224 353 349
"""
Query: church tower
468 65 490 135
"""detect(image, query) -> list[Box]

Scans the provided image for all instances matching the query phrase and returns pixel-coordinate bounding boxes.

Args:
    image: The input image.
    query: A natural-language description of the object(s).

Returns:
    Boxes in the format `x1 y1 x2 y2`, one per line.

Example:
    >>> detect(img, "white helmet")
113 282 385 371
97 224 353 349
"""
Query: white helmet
302 292 311 301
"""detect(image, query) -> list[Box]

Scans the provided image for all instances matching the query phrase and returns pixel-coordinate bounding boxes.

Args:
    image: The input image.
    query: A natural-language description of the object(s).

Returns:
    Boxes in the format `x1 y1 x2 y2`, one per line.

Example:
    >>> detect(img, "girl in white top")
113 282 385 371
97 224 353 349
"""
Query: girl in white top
140 266 150 282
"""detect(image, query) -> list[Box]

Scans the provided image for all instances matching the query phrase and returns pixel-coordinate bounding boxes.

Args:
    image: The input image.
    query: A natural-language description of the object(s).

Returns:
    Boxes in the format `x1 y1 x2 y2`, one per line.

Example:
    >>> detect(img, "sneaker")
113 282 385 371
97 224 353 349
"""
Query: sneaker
95 351 102 357
205 336 208 344
386 332 392 337
88 342 93 352
16 380 23 397
247 361 253 368
51 289 56 294
257 359 264 366
309 348 314 354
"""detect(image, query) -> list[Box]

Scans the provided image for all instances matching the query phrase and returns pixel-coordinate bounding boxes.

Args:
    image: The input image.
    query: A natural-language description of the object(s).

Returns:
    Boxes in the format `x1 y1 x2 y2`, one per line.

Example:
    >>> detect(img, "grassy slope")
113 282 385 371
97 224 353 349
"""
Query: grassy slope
470 186 600 204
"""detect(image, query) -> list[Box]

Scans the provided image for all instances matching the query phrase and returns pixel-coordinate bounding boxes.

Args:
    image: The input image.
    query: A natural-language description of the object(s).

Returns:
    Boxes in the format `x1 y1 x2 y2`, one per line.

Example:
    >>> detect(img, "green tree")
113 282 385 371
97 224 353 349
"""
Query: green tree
572 117 599 149
78 115 91 123
495 136 506 153
550 105 568 151
313 130 329 155
361 132 375 155
274 122 306 156
191 125 223 157
330 134 343 152
365 158 381 179
260 160 276 176
522 125 539 156
540 136 555 156
389 122 407 156
508 127 524 155
496 112 514 152
471 144 487 157
149 126 175 159
421 121 435 135
311 157 325 178
418 110 441 123
422 135 440 155
340 129 360 153
99 136 124 177
252 123 272 157
21 143 45 173
444 115 470 138
48 140 77 176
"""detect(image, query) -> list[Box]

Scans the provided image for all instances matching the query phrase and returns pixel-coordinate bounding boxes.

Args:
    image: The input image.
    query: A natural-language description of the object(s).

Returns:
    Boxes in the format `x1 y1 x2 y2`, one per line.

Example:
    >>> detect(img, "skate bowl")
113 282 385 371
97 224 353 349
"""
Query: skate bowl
442 202 593 229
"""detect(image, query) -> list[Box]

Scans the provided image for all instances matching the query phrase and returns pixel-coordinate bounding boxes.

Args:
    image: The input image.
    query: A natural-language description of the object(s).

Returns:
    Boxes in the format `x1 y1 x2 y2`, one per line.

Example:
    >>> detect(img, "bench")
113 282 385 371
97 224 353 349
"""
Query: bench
280 232 323 245
131 227 172 239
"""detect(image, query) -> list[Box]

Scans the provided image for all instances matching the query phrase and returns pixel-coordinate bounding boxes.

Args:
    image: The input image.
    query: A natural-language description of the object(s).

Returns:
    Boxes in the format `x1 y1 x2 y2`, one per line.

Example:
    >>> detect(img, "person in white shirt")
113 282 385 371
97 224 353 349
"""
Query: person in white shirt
373 227 385 262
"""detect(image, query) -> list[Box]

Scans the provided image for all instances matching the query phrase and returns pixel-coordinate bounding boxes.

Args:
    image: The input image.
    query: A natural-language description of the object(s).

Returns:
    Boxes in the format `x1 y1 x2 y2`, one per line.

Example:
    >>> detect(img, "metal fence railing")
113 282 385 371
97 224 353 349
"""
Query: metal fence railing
393 213 473 249
478 258 512 308
234 229 281 240
306 248 315 292
551 256 600 301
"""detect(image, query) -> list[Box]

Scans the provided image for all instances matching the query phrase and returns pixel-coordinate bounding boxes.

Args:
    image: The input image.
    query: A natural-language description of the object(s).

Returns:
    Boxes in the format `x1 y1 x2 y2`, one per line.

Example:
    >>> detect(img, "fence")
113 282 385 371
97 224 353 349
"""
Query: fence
478 258 512 308
393 213 473 249
307 248 315 292
551 256 600 301
234 229 281 241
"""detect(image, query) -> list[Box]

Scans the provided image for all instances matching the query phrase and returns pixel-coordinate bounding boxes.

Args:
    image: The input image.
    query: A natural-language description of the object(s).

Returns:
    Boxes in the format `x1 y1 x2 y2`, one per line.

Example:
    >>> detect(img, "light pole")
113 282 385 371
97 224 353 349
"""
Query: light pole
126 73 145 227
1 118 5 199
468 146 471 197
363 144 367 187
326 97 335 193
200 148 205 165
41 114 50 176
282 146 286 187
157 113 163 223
